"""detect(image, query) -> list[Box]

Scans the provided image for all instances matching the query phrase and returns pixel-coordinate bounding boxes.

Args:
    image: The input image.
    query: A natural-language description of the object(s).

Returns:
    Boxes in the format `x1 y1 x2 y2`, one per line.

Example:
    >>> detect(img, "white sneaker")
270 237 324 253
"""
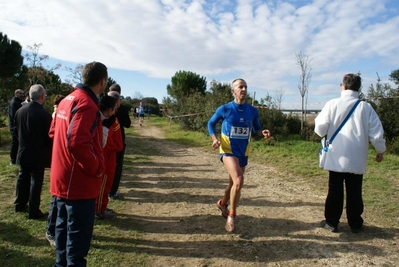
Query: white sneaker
225 216 235 232
45 232 56 248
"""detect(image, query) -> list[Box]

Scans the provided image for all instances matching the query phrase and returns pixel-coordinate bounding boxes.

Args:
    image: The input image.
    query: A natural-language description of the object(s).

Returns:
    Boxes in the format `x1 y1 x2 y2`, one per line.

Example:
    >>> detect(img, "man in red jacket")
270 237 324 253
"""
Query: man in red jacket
49 61 107 267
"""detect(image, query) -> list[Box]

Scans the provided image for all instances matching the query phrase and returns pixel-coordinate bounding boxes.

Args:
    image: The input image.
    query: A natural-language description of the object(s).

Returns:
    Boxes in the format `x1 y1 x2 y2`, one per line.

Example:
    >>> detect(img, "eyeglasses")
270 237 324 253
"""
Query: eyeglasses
340 83 343 86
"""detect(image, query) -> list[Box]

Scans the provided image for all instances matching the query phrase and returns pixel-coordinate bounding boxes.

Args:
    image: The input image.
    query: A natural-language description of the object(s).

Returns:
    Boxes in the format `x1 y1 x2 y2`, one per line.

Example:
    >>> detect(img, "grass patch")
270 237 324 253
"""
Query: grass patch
0 127 12 148
148 117 210 148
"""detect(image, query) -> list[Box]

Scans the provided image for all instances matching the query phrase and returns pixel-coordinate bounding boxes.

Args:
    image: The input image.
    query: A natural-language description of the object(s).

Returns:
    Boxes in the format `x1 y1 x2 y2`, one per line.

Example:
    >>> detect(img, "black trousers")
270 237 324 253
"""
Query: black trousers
9 130 18 164
325 171 364 229
14 165 45 217
110 145 125 195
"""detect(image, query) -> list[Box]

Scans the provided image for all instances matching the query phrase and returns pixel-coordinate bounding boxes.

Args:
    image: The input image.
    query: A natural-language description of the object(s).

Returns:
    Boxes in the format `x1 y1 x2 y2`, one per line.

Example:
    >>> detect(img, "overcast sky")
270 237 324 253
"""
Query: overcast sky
1 0 398 109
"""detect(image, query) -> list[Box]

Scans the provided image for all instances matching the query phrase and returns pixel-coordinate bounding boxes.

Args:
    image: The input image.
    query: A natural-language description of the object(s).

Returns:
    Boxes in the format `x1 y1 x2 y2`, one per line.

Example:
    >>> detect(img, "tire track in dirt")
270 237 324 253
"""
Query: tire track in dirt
121 125 399 267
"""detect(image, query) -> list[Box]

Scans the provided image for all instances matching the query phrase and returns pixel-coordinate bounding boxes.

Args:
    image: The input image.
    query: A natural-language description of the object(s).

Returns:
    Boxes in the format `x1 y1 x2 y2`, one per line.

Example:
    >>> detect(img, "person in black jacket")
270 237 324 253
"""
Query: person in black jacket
8 89 25 165
14 84 52 219
108 84 131 199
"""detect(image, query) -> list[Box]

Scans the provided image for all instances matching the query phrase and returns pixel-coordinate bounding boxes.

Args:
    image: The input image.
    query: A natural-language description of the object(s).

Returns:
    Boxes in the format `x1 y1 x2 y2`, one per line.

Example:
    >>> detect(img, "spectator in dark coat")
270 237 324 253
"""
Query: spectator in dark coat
108 83 131 199
14 84 52 219
8 89 25 165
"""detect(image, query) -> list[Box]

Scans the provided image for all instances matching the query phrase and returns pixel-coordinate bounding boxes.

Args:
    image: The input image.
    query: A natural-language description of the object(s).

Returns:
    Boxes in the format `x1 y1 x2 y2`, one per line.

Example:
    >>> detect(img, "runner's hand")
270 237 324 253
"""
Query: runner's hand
376 153 383 162
212 139 220 149
262 129 271 139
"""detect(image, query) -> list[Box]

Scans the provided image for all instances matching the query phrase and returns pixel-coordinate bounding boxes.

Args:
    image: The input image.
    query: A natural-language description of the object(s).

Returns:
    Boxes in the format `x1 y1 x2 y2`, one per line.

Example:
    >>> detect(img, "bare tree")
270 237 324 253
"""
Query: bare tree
64 64 84 85
275 87 285 110
133 91 144 100
25 43 47 68
260 92 273 108
295 51 312 132
24 43 61 86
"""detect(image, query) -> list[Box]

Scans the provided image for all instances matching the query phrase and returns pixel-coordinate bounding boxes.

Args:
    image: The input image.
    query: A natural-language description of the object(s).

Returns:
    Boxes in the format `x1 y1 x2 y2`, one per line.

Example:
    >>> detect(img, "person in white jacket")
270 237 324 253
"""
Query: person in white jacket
314 73 386 233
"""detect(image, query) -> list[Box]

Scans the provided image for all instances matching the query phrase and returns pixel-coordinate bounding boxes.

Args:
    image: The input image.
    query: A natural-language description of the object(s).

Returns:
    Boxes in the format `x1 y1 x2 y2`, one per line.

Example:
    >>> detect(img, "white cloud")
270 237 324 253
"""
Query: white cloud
0 0 398 107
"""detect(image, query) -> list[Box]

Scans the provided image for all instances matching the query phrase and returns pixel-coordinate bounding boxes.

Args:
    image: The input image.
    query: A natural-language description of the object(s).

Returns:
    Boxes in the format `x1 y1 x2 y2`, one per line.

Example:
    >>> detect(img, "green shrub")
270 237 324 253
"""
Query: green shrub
301 121 318 141
0 115 7 128
0 127 11 147
262 136 276 146
387 138 399 155
286 115 301 134
258 108 288 136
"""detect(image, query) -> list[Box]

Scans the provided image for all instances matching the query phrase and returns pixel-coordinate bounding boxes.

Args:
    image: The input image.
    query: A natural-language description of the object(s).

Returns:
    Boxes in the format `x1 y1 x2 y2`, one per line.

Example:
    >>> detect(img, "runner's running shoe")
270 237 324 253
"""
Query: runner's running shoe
217 199 229 218
225 215 235 232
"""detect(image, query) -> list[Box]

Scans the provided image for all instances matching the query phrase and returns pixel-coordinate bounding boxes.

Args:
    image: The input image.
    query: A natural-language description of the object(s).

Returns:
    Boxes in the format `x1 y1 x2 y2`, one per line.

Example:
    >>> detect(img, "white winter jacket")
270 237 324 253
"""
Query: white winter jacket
314 90 386 174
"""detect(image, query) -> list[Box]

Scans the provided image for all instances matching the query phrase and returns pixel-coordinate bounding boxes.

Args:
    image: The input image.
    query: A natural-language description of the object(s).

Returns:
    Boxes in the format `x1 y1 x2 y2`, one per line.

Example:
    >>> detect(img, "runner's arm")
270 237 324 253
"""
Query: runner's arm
208 106 224 149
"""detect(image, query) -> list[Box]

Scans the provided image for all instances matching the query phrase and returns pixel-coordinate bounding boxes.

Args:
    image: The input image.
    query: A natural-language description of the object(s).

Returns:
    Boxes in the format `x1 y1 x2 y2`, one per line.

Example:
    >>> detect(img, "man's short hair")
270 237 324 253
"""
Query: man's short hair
100 95 117 113
29 84 45 101
14 89 24 96
82 62 108 87
232 78 246 87
342 74 361 91
109 83 121 94
108 90 120 101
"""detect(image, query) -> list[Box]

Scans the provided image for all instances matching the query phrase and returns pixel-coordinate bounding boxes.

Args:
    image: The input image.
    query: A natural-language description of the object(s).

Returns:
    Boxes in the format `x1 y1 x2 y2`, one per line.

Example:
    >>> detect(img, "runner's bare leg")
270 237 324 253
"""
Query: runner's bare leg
222 156 245 215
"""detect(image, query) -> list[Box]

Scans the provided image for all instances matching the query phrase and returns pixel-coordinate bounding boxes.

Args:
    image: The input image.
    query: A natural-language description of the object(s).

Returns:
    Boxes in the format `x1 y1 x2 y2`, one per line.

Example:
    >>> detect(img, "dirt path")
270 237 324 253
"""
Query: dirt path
120 124 399 267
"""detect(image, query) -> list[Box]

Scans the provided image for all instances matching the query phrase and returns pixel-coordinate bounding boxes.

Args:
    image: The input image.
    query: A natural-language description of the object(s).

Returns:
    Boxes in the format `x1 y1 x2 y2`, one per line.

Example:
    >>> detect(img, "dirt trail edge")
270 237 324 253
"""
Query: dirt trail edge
120 125 399 267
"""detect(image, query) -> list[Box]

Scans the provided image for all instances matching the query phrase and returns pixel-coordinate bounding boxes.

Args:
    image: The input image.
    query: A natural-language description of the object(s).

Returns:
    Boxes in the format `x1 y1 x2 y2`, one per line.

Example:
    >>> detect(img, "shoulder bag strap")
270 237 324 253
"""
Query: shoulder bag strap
329 99 361 145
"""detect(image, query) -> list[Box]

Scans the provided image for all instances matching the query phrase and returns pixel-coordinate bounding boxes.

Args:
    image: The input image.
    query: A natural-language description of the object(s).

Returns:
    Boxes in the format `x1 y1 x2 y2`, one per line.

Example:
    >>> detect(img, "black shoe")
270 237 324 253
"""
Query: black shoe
95 209 116 220
28 211 49 220
351 226 363 233
320 220 338 232
109 192 120 199
15 205 28 213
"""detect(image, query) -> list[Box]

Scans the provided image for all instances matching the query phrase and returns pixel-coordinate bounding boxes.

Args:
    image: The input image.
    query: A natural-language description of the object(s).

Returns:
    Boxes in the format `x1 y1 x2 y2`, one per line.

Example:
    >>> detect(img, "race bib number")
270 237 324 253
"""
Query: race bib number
230 126 250 139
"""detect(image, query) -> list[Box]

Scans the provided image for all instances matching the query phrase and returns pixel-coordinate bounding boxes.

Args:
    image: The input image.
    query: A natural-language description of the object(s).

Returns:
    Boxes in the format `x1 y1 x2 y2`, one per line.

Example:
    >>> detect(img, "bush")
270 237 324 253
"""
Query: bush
0 127 11 147
286 115 301 134
262 136 276 146
258 108 288 136
387 138 399 155
301 121 320 141
172 92 214 133
0 115 7 128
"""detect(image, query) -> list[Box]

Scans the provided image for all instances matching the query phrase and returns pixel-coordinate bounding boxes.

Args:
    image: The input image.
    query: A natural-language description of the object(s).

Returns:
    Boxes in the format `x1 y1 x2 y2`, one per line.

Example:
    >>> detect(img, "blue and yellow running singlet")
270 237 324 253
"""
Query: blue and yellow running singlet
207 101 262 157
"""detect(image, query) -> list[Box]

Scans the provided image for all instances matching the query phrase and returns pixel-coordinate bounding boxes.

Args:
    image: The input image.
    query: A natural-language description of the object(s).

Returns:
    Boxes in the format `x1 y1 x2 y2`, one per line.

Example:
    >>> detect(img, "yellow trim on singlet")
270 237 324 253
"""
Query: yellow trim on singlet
219 133 232 154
